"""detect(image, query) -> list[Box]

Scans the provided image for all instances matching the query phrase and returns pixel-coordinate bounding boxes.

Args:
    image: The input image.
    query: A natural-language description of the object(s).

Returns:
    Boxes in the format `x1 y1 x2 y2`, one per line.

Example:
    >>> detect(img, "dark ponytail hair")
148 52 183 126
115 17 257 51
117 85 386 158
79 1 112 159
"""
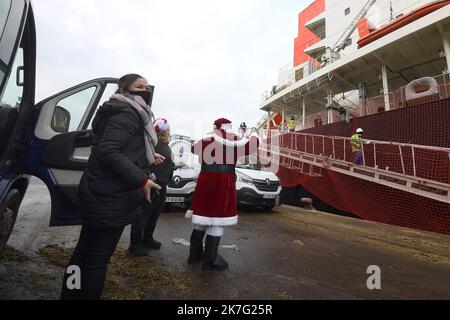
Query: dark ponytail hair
116 73 144 94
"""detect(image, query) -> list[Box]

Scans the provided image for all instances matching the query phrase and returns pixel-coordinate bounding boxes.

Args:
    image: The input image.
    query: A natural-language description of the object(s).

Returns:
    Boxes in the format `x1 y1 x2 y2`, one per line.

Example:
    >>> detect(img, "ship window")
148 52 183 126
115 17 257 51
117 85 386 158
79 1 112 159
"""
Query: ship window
345 8 350 16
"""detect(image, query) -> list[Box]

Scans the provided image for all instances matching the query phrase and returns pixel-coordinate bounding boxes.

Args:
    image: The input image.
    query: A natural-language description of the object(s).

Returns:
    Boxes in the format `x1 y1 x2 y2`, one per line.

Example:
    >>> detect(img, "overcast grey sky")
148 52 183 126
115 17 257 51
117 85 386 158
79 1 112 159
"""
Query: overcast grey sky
33 0 310 139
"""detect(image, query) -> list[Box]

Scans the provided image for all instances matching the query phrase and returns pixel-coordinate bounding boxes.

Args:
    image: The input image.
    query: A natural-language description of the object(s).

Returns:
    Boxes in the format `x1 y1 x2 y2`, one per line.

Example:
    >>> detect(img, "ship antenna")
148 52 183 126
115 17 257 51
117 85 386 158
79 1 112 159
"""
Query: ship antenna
390 0 394 21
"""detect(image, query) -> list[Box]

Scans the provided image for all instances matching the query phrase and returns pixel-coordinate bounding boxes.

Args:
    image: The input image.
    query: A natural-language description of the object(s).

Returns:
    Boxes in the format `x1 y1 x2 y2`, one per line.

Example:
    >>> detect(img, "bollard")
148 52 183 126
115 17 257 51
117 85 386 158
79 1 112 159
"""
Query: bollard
300 198 314 210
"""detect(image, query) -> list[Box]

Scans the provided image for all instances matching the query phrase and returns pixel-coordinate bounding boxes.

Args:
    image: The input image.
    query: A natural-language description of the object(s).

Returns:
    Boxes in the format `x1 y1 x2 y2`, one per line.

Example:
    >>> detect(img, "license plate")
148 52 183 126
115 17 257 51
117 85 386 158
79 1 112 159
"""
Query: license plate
166 197 185 203
263 194 276 199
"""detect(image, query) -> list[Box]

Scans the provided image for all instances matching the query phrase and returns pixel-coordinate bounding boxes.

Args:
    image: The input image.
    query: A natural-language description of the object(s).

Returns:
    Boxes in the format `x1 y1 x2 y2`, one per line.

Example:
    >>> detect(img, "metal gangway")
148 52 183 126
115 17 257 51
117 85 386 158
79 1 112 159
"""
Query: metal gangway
258 131 450 204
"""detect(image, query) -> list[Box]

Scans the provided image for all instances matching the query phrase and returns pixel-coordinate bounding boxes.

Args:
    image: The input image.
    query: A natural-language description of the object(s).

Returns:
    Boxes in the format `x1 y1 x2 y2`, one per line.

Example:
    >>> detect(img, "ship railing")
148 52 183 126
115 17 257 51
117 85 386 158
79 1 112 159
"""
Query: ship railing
259 130 450 203
261 55 327 101
288 73 450 129
302 110 342 129
261 90 272 100
279 62 294 75
357 73 450 116
305 57 324 77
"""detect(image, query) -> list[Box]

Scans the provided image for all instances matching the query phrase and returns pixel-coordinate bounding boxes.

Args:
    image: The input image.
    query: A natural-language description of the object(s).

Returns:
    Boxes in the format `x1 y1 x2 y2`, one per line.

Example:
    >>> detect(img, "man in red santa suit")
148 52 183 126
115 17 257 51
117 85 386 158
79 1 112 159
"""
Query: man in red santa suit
186 118 259 271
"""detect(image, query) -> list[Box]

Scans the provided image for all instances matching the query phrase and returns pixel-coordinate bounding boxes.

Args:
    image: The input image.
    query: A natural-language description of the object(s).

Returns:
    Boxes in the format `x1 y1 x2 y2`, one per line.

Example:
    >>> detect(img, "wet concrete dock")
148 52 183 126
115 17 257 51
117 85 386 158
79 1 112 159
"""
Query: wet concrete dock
1 178 449 300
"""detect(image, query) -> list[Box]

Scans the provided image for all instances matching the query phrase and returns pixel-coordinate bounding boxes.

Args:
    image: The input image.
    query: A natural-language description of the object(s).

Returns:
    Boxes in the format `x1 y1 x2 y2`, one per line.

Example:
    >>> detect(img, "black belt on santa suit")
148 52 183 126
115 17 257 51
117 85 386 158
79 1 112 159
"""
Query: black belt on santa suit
201 164 236 174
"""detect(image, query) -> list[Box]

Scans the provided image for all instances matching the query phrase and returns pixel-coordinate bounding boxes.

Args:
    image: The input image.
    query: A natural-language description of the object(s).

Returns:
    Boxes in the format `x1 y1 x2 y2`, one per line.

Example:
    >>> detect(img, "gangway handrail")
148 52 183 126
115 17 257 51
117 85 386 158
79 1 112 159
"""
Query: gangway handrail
264 130 450 153
259 130 450 204
260 144 450 204
261 144 450 187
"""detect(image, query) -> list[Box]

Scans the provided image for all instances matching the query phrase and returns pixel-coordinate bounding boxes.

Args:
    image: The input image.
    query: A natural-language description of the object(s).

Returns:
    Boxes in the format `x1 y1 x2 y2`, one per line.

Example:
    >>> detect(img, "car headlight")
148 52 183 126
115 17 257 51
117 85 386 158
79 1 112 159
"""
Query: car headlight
238 174 253 184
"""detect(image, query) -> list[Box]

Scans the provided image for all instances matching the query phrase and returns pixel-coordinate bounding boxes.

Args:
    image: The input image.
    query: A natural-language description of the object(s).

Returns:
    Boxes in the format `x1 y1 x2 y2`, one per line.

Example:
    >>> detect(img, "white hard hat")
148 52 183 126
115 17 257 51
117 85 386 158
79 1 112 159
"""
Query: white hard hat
356 128 364 134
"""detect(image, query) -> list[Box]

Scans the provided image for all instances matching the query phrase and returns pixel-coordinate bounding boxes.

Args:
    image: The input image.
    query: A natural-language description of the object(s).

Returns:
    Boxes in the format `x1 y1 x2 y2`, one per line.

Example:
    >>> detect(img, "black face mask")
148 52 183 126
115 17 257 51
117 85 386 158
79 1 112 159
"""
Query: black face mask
129 90 154 106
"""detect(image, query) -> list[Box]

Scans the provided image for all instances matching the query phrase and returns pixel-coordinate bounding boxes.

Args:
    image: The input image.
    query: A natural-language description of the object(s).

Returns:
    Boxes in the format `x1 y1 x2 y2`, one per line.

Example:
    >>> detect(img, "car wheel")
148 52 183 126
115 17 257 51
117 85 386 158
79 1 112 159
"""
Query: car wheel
0 189 22 253
263 206 275 212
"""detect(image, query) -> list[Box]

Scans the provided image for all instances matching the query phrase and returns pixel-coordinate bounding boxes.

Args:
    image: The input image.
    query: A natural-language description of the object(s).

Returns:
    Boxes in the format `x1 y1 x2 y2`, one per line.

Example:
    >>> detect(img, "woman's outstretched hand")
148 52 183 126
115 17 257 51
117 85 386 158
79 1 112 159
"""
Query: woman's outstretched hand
141 180 161 203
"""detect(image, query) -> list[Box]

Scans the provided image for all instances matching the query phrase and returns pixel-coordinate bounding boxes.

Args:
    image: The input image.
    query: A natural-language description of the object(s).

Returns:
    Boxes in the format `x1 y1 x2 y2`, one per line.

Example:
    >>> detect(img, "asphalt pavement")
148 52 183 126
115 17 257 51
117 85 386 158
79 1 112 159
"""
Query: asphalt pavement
1 178 449 300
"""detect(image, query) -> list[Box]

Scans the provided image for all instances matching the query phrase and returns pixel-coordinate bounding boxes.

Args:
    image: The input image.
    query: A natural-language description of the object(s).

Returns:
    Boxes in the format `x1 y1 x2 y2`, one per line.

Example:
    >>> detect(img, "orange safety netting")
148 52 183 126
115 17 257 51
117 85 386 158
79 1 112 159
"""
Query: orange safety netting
260 97 450 235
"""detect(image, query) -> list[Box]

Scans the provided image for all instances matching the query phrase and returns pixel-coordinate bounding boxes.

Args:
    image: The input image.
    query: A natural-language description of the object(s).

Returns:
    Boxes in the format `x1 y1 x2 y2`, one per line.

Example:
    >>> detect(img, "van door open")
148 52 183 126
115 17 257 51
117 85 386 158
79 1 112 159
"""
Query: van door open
23 78 118 226
0 0 37 252
0 0 35 164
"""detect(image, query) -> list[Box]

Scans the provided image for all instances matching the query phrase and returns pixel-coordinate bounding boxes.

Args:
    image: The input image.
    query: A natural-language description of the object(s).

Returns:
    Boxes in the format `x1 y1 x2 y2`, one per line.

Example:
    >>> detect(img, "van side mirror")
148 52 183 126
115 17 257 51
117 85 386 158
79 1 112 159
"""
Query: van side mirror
51 106 71 133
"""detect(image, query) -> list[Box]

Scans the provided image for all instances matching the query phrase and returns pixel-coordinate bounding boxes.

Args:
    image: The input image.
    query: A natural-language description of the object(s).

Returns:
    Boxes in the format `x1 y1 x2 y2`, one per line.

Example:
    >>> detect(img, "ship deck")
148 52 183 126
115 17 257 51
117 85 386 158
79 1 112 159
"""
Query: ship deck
261 5 450 116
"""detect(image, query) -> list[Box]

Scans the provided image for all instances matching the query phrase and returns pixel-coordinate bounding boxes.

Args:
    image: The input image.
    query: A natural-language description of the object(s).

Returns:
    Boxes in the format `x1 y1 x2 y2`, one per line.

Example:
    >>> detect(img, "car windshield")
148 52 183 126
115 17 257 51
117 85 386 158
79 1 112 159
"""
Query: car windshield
236 163 262 171
237 156 262 171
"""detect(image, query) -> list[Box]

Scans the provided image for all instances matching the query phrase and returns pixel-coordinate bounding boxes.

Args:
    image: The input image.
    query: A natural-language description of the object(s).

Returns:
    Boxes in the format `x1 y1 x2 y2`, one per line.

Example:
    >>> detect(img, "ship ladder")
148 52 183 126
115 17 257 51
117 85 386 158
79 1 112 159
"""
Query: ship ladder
259 131 450 204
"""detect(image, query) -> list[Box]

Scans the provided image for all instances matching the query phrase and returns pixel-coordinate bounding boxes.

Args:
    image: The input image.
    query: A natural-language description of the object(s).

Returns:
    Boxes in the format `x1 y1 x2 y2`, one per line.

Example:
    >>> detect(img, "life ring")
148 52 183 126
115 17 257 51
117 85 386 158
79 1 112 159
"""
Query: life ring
405 77 440 101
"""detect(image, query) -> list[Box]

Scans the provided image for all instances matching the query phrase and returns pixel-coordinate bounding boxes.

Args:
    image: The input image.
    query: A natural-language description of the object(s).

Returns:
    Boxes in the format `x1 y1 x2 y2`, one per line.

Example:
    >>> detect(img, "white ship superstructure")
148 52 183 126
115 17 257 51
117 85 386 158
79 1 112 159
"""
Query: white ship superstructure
255 0 450 235
260 0 450 131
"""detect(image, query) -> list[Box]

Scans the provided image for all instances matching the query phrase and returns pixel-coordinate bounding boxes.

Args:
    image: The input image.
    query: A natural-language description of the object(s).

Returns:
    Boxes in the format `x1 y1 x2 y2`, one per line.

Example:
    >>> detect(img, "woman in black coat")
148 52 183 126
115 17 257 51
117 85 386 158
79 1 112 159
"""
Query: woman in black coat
60 74 163 300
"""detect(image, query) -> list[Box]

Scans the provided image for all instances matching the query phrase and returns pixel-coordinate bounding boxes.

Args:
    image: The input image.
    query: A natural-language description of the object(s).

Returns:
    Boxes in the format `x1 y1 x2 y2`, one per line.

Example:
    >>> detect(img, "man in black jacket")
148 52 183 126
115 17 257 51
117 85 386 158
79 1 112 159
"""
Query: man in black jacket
130 118 175 256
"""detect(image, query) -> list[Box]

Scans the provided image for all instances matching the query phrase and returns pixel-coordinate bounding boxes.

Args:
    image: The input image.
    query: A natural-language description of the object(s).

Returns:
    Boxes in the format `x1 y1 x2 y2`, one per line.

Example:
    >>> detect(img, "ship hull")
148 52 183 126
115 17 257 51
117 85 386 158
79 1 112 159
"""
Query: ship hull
271 99 450 235
278 166 450 235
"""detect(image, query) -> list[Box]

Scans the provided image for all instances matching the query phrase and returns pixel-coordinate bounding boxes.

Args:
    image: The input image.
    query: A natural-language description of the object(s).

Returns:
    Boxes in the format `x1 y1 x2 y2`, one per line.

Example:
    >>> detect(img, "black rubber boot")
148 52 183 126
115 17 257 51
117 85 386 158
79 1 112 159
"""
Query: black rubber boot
129 230 148 256
128 245 148 257
188 229 205 264
202 235 228 271
143 239 162 250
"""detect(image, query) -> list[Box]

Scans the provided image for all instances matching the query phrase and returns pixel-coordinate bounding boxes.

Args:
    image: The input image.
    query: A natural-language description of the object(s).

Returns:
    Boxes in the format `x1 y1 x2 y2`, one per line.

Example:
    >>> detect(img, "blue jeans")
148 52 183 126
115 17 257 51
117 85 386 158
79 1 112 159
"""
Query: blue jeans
353 151 363 165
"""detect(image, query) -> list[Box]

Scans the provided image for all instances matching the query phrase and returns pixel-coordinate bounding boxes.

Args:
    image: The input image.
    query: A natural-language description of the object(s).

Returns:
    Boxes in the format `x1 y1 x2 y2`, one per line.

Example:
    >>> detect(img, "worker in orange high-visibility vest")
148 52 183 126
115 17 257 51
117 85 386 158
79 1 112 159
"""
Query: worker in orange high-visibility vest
288 117 296 132
351 128 364 165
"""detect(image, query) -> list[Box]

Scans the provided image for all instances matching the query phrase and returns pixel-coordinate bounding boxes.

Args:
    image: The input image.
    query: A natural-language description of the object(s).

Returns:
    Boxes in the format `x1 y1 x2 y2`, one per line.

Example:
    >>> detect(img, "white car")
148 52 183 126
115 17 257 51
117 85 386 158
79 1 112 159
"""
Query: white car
166 135 199 208
166 136 282 211
166 167 198 208
236 163 282 210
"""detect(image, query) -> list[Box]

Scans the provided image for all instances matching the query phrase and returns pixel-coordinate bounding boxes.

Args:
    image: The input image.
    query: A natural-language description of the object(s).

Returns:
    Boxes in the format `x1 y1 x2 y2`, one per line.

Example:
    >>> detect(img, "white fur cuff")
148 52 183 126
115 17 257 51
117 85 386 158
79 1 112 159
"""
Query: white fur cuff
191 214 238 226
185 210 194 219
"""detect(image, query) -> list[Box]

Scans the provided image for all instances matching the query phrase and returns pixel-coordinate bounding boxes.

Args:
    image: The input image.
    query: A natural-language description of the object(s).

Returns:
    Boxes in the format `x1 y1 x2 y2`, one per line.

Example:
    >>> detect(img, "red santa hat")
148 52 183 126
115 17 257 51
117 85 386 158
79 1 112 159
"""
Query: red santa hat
154 118 170 133
213 118 232 130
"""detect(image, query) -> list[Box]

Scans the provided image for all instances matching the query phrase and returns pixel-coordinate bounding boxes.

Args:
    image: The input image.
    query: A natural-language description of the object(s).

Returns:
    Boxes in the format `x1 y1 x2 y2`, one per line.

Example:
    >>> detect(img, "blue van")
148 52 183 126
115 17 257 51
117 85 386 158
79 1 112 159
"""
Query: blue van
0 0 118 252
